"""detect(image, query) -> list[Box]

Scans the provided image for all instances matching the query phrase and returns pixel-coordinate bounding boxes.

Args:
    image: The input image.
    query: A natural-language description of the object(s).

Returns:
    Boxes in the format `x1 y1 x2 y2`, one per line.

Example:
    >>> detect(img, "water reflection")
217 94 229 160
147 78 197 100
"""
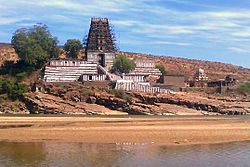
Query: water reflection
43 143 131 167
0 142 45 167
0 142 249 167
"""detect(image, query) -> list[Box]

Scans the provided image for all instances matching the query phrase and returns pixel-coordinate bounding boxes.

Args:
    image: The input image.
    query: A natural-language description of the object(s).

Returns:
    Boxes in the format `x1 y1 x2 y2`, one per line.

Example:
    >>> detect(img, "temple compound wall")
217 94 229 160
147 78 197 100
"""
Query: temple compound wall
122 59 162 83
115 80 171 94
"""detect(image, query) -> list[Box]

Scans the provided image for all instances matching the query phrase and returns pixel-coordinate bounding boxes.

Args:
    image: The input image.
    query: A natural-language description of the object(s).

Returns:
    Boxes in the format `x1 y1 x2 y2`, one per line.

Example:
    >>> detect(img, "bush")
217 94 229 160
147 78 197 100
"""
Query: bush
238 82 250 94
156 65 167 75
79 87 94 96
107 89 132 103
0 78 28 100
0 60 35 81
0 94 8 101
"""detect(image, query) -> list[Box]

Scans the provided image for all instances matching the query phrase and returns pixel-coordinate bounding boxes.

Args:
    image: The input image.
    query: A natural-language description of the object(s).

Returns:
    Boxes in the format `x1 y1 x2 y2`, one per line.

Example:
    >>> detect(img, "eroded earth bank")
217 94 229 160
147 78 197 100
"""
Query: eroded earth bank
0 82 249 116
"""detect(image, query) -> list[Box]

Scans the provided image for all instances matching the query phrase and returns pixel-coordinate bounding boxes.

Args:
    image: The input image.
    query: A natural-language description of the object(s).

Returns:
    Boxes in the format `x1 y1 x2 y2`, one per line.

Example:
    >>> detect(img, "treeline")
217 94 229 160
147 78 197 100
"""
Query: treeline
0 23 85 101
11 23 84 69
1 24 59 101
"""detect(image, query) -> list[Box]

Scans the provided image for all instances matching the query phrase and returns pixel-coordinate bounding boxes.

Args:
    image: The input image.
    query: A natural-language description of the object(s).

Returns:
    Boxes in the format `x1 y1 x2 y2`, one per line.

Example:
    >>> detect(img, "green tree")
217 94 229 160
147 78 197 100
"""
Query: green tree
64 39 82 58
11 23 59 69
156 65 167 75
112 55 136 74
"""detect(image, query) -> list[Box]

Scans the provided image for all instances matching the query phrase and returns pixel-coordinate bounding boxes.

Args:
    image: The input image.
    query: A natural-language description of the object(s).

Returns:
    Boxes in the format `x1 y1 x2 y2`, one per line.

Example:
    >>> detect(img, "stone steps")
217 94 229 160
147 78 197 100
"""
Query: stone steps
44 65 98 82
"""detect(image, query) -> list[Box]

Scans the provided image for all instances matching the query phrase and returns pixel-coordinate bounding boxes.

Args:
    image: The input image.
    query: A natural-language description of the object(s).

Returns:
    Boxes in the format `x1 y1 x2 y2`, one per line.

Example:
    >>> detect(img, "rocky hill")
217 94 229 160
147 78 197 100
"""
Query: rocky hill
1 43 250 81
119 52 250 81
0 43 19 66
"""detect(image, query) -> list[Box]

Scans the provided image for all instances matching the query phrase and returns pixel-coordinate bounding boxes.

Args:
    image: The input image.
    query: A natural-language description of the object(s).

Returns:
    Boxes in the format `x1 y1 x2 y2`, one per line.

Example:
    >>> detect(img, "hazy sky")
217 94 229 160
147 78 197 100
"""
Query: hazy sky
0 0 250 67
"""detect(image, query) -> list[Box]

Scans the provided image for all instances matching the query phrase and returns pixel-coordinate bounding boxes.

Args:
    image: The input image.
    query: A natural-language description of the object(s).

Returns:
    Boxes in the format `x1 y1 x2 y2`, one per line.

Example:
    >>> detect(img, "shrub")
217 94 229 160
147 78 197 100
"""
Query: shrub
156 65 167 75
0 78 28 100
80 87 94 96
0 60 35 81
238 82 250 94
107 89 132 103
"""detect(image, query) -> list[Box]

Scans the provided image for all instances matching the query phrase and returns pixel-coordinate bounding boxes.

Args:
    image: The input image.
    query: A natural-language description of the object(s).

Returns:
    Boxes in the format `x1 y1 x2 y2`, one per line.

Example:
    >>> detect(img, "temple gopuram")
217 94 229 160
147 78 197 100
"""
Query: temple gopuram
85 18 116 69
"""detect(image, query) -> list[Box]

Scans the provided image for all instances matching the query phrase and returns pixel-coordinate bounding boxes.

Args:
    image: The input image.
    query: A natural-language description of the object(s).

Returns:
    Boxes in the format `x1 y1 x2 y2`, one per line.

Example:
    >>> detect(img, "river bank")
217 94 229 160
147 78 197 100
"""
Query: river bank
0 116 249 145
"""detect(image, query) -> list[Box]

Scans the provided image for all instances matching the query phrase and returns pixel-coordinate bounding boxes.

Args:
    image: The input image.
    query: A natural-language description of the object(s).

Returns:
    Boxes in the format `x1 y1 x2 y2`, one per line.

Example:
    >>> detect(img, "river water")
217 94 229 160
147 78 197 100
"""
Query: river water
0 141 249 167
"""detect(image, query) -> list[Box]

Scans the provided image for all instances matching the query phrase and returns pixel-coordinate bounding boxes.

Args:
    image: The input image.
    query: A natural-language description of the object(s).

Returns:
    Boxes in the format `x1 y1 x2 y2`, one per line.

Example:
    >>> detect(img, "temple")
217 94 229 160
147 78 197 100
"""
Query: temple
44 18 170 93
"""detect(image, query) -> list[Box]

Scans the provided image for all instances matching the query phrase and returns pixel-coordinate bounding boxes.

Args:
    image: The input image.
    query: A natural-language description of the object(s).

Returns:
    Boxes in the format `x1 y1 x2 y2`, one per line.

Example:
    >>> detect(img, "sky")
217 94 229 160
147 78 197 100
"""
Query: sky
0 0 250 68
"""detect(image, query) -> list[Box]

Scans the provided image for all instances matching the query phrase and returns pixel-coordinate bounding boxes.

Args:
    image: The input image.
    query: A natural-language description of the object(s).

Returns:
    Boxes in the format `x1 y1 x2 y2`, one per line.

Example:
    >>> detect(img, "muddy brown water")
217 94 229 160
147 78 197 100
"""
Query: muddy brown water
0 141 249 167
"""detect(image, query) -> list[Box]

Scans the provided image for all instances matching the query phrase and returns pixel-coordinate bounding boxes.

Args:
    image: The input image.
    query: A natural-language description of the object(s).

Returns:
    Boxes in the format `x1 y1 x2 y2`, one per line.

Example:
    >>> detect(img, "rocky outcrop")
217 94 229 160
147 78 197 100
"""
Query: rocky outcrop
1 81 248 115
24 92 128 115
26 82 249 115
131 92 249 115
23 91 205 115
0 43 19 66
26 83 226 115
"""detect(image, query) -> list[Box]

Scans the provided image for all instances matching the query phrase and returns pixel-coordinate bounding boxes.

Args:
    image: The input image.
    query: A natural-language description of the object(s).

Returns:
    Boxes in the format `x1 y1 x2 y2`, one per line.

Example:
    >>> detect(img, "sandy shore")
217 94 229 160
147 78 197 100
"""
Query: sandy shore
0 116 249 145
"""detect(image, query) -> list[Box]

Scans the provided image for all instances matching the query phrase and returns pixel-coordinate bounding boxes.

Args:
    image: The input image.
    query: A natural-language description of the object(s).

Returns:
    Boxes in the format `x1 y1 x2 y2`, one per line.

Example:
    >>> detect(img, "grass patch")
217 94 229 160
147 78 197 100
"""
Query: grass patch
79 87 95 96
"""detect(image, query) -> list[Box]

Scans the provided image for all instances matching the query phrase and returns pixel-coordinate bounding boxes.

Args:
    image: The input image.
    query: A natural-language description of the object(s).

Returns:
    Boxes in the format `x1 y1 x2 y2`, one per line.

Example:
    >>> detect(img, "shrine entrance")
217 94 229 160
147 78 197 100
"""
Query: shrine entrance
98 54 105 67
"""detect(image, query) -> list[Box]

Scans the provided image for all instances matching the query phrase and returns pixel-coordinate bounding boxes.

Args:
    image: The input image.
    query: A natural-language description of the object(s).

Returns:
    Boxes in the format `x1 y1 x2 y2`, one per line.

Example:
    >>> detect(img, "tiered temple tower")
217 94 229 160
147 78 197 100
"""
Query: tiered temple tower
85 18 116 68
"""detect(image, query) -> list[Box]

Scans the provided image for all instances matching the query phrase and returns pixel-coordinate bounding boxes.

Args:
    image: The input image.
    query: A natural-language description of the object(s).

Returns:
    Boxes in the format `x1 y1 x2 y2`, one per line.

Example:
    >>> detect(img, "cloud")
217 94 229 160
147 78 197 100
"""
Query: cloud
0 17 23 25
112 20 139 27
153 41 191 46
231 30 250 37
228 47 250 53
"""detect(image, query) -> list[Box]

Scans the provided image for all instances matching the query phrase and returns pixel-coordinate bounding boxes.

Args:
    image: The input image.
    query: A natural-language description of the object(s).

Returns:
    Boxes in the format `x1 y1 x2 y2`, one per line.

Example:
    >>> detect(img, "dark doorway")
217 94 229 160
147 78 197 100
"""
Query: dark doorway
88 75 93 81
98 54 105 67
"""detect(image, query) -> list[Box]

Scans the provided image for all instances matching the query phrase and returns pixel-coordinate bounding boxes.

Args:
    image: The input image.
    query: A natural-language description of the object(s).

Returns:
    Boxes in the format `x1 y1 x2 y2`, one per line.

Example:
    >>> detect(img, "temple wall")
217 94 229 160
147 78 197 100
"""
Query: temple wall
122 75 145 82
129 59 162 77
134 59 155 68
115 81 171 94
104 52 115 68
50 60 89 67
87 52 115 68
86 52 98 63
80 74 107 81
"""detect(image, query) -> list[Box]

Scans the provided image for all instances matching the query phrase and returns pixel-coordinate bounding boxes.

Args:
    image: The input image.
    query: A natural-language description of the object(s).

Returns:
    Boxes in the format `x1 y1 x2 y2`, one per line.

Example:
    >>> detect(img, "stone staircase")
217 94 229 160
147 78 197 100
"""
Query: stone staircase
97 65 122 81
44 65 98 82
